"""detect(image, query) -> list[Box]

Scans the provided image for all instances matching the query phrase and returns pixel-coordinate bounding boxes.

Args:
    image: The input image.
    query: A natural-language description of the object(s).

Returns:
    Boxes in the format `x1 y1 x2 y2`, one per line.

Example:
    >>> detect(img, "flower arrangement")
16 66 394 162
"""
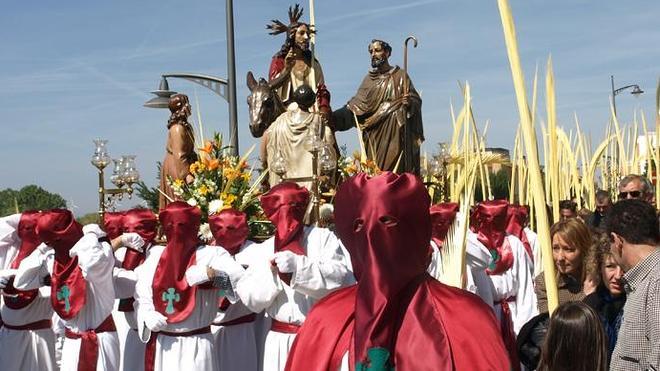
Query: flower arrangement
337 149 382 179
167 132 271 240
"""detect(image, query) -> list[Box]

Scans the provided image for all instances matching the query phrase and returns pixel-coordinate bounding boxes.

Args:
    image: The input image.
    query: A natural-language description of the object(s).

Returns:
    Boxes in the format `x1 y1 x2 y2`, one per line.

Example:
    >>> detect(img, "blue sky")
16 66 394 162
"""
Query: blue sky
1 0 658 215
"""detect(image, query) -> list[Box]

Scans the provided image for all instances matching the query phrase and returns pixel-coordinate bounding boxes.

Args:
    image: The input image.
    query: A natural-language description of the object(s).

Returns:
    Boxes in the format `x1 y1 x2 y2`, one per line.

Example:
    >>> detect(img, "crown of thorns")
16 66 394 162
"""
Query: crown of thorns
266 4 314 36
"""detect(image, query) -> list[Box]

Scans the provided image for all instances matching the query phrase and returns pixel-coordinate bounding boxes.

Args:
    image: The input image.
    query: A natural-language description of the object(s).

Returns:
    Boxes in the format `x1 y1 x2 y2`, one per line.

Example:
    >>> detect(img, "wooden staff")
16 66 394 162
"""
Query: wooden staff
403 35 418 172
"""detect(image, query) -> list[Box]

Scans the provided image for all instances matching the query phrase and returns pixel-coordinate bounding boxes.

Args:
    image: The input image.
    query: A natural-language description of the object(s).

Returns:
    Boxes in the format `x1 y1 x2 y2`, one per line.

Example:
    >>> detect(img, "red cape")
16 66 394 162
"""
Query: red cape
285 276 510 371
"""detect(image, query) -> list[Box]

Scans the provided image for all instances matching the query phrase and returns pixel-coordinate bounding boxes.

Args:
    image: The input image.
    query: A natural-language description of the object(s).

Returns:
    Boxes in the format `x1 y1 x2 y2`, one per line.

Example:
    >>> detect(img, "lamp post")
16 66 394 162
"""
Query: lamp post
611 75 644 117
90 139 141 223
610 76 644 179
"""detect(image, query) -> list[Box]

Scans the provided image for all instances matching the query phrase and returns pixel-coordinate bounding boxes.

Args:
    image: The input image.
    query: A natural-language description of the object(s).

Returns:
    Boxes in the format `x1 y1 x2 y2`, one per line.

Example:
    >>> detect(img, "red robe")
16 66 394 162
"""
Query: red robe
285 275 510 371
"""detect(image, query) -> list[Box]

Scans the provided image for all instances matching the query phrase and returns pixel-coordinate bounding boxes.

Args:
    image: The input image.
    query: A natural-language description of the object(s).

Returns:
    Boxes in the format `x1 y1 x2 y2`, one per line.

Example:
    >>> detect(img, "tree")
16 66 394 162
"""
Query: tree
0 185 67 216
474 169 511 202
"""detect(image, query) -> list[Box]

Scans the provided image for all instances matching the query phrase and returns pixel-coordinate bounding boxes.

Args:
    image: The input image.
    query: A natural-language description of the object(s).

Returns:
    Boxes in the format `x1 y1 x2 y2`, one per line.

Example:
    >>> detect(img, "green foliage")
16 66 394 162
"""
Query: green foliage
77 212 100 225
0 185 67 216
134 162 161 213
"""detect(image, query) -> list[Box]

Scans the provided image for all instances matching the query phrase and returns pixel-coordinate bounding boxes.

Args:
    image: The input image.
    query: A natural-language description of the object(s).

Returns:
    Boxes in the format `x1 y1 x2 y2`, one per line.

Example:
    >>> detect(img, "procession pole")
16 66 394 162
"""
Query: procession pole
308 0 317 99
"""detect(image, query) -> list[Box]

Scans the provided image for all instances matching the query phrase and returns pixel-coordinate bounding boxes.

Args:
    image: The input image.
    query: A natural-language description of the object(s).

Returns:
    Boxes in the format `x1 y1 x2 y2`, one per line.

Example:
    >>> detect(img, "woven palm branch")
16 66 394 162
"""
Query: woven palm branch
438 160 477 287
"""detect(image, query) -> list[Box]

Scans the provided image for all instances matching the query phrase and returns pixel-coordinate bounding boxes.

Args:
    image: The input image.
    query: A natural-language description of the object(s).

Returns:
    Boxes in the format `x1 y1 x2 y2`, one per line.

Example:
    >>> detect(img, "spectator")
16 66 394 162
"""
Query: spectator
537 301 608 371
577 208 593 223
617 174 654 204
587 190 611 230
535 218 592 313
606 199 660 370
559 200 577 221
583 232 625 362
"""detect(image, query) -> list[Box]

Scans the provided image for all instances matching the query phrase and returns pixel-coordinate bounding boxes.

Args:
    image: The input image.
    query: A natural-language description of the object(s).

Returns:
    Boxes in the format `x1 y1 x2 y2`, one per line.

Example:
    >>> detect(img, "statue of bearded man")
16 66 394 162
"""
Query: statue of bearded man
333 39 424 175
267 4 326 108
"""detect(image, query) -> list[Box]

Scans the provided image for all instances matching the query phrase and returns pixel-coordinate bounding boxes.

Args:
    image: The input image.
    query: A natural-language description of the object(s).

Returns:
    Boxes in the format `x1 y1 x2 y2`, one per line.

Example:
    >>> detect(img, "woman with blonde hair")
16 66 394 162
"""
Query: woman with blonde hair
537 301 608 371
583 232 625 362
535 218 592 313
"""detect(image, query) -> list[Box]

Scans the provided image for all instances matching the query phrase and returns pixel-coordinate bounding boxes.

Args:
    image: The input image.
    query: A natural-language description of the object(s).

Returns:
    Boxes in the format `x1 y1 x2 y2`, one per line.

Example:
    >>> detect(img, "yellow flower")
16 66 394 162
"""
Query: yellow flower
189 162 199 174
198 185 209 196
223 168 238 181
241 172 251 182
221 193 237 208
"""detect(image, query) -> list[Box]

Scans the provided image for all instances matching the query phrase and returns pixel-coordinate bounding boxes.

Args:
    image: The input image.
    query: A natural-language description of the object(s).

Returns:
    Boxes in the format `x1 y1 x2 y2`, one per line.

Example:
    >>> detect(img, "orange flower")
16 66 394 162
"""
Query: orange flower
200 141 213 154
207 159 220 171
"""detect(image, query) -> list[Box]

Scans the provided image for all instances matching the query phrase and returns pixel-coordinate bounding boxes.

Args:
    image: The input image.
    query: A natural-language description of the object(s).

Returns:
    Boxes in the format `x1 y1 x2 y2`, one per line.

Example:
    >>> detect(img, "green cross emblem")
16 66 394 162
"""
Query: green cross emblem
356 347 395 371
488 249 500 271
57 285 71 313
162 288 180 314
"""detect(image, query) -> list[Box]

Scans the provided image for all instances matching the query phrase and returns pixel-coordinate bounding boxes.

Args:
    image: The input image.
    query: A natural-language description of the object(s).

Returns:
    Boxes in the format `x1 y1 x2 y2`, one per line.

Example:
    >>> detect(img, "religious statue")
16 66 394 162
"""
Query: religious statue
333 39 424 175
264 84 337 189
267 4 326 107
159 94 198 210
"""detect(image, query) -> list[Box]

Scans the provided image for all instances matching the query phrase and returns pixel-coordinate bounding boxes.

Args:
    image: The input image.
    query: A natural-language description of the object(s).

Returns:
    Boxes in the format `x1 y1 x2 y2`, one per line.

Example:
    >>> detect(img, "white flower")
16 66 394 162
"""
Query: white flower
208 199 224 215
198 223 212 242
187 198 198 207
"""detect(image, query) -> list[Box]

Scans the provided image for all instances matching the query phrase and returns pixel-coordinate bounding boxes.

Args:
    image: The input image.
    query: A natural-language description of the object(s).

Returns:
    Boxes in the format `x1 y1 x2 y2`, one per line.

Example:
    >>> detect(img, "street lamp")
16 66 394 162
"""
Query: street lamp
611 75 644 117
91 139 141 222
144 73 238 155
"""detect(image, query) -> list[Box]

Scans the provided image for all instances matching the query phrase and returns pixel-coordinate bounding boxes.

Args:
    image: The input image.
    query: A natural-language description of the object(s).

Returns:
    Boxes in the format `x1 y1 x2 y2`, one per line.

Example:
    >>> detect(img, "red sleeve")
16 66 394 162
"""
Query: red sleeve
269 56 285 81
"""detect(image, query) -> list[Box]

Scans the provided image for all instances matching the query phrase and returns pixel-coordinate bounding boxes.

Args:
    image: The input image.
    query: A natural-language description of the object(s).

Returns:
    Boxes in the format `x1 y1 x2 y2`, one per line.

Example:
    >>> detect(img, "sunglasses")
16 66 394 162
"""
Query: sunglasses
618 191 642 199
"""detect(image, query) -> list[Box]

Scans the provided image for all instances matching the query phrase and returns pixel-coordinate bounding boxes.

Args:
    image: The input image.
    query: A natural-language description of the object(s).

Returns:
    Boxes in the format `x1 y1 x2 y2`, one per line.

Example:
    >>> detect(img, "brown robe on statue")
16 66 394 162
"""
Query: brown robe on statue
159 122 197 210
346 66 423 174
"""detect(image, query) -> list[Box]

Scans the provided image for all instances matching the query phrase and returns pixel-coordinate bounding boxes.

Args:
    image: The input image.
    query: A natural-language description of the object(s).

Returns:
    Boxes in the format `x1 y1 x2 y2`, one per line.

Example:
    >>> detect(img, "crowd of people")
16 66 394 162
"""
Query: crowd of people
0 172 658 371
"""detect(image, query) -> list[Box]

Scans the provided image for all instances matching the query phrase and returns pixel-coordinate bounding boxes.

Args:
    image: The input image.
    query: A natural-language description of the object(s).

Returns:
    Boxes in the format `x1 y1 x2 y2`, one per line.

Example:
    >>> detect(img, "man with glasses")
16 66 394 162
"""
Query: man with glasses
618 174 655 204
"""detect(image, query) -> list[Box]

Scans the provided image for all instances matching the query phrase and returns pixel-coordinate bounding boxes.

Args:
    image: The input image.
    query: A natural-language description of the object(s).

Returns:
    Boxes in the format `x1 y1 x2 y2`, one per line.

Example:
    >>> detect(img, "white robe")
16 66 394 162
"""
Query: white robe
13 230 120 371
234 227 353 371
113 246 150 371
0 214 21 269
209 240 268 371
0 218 57 371
524 228 543 279
135 244 235 371
468 233 537 334
428 239 495 310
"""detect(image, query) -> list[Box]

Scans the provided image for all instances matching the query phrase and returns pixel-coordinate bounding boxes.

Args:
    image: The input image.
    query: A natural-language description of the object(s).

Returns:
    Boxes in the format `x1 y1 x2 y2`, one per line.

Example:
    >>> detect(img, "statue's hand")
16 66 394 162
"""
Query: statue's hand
185 174 195 184
284 49 295 70
401 94 411 109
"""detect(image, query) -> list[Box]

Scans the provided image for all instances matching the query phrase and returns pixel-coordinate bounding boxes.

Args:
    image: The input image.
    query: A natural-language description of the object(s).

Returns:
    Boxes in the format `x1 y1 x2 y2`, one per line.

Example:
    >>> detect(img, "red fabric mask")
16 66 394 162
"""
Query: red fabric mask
103 212 125 240
261 182 309 284
506 204 533 260
122 209 157 270
37 209 86 320
209 209 249 256
429 202 460 247
473 200 514 275
3 210 41 309
335 172 450 370
152 201 201 323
